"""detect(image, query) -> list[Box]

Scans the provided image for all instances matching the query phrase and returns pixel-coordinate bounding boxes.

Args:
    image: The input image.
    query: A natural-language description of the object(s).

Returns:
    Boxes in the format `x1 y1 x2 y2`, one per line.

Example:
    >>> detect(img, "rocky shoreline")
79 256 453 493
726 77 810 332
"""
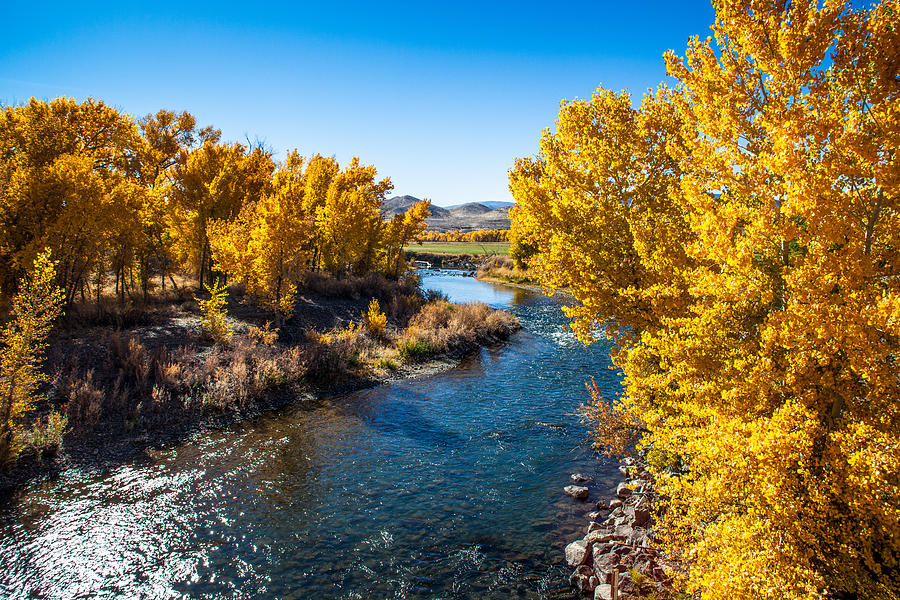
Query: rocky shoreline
564 456 675 599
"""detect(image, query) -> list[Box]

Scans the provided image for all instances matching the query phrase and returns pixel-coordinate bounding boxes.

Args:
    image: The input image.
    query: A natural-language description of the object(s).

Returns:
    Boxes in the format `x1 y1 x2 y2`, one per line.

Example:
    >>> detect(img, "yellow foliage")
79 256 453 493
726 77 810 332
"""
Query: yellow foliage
381 199 431 276
316 158 394 274
0 249 65 461
363 298 388 336
196 278 231 343
208 150 314 325
512 1 900 598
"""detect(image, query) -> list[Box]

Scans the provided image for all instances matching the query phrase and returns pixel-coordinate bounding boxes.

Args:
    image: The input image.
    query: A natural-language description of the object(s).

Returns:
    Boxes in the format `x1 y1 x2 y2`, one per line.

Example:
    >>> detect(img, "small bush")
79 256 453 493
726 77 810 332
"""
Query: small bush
363 298 387 336
376 358 398 371
196 278 232 343
398 339 434 362
18 411 68 454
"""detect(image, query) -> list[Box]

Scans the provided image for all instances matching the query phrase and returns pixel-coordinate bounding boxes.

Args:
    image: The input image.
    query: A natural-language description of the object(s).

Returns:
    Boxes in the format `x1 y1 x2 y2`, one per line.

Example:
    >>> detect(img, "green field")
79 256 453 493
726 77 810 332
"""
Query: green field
405 241 510 255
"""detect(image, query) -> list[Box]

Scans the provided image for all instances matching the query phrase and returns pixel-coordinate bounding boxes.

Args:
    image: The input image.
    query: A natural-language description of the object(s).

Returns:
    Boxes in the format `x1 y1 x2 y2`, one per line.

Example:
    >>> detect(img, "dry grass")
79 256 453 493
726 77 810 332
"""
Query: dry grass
398 300 521 360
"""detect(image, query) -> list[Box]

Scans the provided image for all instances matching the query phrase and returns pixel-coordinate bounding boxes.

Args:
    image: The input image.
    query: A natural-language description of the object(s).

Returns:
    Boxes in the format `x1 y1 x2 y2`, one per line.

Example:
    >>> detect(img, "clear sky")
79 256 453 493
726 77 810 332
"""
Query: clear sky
1 1 715 207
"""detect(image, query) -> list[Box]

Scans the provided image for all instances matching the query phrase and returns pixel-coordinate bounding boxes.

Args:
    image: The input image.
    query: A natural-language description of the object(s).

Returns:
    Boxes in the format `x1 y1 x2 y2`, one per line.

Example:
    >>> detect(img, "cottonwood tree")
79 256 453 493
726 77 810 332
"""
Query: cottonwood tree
315 157 393 274
209 150 315 325
169 141 275 286
511 0 900 598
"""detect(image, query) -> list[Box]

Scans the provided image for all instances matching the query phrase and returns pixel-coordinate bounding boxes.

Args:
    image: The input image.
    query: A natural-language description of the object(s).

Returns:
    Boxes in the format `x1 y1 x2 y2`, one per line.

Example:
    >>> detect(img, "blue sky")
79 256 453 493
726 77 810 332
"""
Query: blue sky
1 1 715 207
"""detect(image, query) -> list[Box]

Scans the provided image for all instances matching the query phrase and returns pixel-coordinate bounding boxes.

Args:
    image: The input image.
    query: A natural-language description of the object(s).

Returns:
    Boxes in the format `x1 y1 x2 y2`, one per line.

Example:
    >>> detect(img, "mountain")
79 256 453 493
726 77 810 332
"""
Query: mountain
443 200 515 210
383 196 511 232
382 195 450 219
449 203 493 217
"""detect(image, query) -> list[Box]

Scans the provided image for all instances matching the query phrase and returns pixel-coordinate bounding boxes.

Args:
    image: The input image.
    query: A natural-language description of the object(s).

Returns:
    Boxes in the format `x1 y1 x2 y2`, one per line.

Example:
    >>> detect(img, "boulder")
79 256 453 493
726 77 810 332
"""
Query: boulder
587 521 603 533
633 506 651 527
585 531 615 544
594 583 613 600
571 473 593 483
570 565 596 594
609 499 623 510
615 483 634 499
593 548 620 574
565 539 592 567
565 485 590 500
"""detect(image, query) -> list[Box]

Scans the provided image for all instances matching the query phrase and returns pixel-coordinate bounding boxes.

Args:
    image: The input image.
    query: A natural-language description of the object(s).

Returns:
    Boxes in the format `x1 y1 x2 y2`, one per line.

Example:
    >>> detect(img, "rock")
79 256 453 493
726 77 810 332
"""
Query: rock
589 575 600 590
588 510 603 520
618 465 629 476
565 485 590 500
593 549 620 574
571 473 593 483
622 457 635 466
570 565 596 594
609 499 623 510
587 522 603 533
633 506 651 527
616 482 634 499
594 584 613 600
565 540 592 567
585 531 614 544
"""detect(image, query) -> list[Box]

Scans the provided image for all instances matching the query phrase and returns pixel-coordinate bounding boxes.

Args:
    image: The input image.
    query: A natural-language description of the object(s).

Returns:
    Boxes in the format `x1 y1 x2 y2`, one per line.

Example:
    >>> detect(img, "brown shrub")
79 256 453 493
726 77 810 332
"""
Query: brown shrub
402 300 520 357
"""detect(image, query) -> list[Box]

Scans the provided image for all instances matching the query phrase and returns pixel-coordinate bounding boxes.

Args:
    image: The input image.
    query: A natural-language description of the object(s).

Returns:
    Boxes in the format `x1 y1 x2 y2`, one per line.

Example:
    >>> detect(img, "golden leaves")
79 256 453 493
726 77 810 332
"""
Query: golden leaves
512 0 900 597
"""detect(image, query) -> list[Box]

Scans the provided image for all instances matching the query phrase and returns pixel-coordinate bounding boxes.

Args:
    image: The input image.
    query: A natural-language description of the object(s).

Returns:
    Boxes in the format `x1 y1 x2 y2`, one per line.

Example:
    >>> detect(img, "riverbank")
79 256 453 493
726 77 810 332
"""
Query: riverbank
0 272 521 496
475 256 539 286
564 453 683 600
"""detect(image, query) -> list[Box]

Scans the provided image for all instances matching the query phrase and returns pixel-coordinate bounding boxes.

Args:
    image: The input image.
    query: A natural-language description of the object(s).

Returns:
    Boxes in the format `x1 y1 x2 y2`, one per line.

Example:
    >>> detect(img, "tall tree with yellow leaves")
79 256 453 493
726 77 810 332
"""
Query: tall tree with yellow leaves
169 141 275 286
0 98 146 303
511 1 900 598
381 199 431 277
315 158 393 274
209 150 315 325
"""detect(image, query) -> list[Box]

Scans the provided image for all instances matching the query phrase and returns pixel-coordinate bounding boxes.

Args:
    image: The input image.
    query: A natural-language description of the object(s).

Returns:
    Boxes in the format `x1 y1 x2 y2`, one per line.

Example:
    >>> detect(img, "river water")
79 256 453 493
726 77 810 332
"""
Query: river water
0 272 622 599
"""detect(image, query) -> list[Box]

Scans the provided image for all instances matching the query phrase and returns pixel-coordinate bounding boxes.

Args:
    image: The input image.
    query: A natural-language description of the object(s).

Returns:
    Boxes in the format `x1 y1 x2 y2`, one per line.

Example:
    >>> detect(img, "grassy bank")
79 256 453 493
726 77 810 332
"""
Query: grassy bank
0 272 520 491
475 256 538 285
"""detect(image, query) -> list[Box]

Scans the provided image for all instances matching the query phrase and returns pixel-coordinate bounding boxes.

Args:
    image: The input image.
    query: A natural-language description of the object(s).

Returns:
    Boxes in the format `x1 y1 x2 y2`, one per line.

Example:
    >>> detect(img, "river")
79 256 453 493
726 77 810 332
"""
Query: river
0 272 622 599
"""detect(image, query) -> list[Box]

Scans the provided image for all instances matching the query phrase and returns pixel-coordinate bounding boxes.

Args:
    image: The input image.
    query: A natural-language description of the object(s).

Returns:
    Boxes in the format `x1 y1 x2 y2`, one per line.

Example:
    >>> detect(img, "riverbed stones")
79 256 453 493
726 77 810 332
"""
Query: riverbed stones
633 506 651 527
570 565 595 593
564 455 671 598
565 539 592 567
571 473 593 483
564 485 590 500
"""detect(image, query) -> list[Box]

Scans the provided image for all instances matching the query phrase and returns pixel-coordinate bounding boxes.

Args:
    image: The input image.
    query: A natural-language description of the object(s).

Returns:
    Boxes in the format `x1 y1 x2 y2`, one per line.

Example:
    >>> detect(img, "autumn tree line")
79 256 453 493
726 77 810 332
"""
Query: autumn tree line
416 229 509 242
0 98 431 322
510 0 898 599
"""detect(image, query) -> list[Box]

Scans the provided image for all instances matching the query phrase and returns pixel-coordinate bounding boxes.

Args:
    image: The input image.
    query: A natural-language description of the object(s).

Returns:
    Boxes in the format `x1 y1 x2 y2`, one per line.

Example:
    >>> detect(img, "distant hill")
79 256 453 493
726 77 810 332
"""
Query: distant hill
449 203 493 217
444 201 515 210
382 195 450 219
383 196 511 232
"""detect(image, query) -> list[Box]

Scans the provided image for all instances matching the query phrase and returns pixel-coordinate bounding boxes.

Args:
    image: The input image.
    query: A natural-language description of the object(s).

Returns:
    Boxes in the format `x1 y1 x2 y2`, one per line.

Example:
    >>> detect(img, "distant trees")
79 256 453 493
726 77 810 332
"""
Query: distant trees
0 98 430 323
416 229 509 242
511 0 900 598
